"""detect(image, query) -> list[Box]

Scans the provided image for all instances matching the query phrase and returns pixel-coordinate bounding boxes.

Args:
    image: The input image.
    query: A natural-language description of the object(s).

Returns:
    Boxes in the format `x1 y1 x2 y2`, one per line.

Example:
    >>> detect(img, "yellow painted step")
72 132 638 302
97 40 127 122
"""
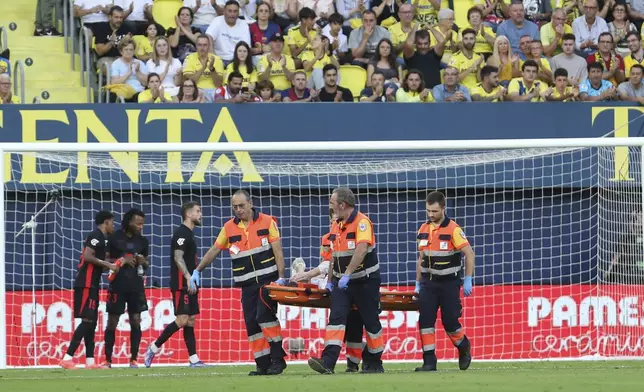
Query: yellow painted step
30 87 91 104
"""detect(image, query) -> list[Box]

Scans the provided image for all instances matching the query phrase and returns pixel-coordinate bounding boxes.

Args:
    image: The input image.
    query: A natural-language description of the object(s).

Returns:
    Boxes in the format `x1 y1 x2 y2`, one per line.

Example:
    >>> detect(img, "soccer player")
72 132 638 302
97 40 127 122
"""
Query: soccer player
104 208 150 368
60 210 117 369
190 190 288 376
415 191 474 372
144 201 207 368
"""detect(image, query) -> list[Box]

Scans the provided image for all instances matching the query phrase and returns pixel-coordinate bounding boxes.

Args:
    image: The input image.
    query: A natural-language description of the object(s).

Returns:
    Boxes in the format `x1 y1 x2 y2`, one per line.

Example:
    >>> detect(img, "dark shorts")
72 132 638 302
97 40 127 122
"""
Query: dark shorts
106 290 148 315
172 289 200 316
74 287 100 321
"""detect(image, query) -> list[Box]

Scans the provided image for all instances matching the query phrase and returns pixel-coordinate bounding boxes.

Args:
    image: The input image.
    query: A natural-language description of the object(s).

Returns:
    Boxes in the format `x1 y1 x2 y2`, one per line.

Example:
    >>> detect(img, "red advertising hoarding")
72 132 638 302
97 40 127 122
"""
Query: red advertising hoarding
6 285 644 367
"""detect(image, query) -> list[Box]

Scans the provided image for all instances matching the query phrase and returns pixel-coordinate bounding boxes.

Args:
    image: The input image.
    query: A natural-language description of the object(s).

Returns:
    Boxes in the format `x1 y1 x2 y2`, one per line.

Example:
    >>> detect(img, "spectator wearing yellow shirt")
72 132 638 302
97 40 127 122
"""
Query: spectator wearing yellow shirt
287 7 318 68
224 42 259 89
412 0 443 27
134 23 162 62
541 8 573 57
431 9 460 64
304 36 341 89
464 7 496 58
449 28 485 89
625 31 644 78
258 34 296 91
487 35 521 86
138 73 176 103
183 34 225 101
545 67 579 101
523 40 553 84
395 70 434 101
507 59 550 101
0 74 20 104
388 4 415 57
470 65 506 101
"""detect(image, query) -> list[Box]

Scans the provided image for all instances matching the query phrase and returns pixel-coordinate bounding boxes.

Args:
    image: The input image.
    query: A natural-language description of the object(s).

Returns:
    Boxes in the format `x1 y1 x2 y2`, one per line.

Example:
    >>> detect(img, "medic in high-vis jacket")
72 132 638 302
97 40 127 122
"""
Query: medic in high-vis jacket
191 190 288 376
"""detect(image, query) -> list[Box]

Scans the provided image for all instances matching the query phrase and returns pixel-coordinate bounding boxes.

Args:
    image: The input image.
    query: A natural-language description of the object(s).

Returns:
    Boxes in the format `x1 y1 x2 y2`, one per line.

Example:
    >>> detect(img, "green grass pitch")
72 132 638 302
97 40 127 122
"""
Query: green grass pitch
1 361 643 392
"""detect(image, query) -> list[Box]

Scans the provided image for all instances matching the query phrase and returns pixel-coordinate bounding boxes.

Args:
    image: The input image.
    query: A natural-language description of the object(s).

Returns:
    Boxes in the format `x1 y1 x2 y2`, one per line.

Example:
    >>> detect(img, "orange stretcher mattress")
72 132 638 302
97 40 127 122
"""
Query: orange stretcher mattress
266 283 419 311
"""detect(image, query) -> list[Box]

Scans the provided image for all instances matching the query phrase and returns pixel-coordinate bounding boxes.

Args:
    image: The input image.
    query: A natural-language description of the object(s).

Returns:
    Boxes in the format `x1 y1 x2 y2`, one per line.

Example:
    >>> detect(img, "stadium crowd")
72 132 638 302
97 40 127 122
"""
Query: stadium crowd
5 0 644 104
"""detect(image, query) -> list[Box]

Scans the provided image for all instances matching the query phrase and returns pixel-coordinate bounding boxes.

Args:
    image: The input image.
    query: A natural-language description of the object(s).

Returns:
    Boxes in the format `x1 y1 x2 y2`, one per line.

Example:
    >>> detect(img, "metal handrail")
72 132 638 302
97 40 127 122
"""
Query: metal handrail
63 0 69 54
69 0 77 69
32 97 41 104
80 27 92 102
97 61 111 103
118 96 125 103
0 26 8 53
12 60 25 104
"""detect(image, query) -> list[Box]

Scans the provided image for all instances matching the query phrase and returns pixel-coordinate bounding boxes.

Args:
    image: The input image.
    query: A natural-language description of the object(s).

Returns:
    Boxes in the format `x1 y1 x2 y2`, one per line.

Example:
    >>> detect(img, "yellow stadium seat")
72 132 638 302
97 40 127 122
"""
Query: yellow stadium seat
152 0 183 30
339 65 367 99
269 75 291 91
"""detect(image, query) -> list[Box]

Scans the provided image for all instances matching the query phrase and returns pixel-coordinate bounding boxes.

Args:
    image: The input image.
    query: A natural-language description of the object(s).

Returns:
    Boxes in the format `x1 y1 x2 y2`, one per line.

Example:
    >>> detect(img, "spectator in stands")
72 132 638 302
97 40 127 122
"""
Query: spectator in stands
0 51 9 75
541 8 573 57
449 28 485 90
224 42 258 89
411 0 440 27
337 0 369 29
403 25 445 88
395 70 433 102
287 7 318 68
134 23 163 62
304 35 341 89
256 79 282 101
525 40 553 84
110 39 149 102
367 39 402 87
95 6 135 73
372 0 402 26
215 0 258 21
298 0 334 21
146 36 182 96
471 65 505 101
258 34 296 87
138 72 175 103
487 35 520 86
626 0 644 31
35 0 62 36
587 31 625 85
387 4 414 58
433 9 459 63
185 0 219 33
118 0 153 35
506 59 549 101
518 34 532 59
206 1 252 65
249 3 282 62
523 0 552 25
473 0 507 32
322 13 349 62
183 34 225 100
618 63 644 101
360 70 395 101
177 78 206 102
624 31 644 79
466 7 496 59
432 66 472 102
73 0 110 36
546 67 579 101
317 64 354 101
608 3 637 57
0 74 20 104
550 33 588 85
282 71 318 101
269 0 299 32
215 72 259 102
348 10 392 66
496 2 540 54
167 7 201 62
572 0 609 56
579 62 617 100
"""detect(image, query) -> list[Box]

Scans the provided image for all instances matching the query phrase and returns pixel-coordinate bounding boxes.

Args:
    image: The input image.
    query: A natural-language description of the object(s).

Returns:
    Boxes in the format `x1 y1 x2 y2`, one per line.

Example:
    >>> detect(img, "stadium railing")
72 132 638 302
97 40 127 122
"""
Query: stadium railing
12 60 25 104
97 61 112 103
79 26 92 102
0 25 7 53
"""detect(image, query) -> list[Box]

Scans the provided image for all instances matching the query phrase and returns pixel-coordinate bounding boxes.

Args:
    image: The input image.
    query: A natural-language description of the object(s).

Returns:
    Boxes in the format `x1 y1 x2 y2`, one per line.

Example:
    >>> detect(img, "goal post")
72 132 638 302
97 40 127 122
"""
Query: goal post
2 137 644 369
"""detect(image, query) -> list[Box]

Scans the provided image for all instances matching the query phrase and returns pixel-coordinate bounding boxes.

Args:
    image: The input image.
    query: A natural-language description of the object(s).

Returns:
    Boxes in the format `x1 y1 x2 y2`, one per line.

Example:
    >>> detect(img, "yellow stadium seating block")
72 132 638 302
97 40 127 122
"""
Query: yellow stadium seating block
339 65 367 100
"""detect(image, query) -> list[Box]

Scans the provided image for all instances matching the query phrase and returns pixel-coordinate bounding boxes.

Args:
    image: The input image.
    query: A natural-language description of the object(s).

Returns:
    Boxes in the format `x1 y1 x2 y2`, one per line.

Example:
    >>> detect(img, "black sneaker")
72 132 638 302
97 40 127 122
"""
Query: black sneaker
360 364 384 374
345 361 359 373
458 340 472 370
43 27 62 36
248 366 268 376
266 359 287 375
308 357 333 374
33 28 43 36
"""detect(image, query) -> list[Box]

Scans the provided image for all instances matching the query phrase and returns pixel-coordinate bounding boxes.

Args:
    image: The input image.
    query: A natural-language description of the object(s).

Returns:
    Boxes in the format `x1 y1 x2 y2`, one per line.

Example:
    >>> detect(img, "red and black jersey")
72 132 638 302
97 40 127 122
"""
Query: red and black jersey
170 224 197 292
108 229 150 293
73 229 108 288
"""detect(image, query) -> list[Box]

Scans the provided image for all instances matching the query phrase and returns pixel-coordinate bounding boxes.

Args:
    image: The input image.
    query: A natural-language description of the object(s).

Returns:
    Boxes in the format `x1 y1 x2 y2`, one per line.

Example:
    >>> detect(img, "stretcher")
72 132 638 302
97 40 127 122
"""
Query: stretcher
266 283 419 311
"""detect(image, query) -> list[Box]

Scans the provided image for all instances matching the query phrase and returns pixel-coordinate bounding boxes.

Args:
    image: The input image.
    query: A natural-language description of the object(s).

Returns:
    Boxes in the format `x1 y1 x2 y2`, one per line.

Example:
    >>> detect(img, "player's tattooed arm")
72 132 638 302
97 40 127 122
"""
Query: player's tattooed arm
174 249 191 281
83 247 118 272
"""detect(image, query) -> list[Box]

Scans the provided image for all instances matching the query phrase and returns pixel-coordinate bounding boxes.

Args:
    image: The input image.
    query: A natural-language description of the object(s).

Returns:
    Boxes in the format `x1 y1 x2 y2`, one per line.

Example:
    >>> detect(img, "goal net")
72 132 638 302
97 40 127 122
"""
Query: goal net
2 140 644 368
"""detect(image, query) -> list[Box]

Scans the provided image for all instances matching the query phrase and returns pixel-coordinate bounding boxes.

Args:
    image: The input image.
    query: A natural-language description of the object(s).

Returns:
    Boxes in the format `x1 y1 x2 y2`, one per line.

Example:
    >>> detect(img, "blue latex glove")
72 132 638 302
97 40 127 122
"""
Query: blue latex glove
325 281 335 291
274 278 288 286
188 278 198 293
191 270 201 287
414 281 421 294
463 276 473 297
339 275 350 289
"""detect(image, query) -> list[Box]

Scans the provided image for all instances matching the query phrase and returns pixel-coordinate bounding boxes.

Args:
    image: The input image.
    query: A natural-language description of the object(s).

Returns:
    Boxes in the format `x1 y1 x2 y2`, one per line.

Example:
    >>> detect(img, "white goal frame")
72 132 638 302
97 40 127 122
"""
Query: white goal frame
1 137 644 369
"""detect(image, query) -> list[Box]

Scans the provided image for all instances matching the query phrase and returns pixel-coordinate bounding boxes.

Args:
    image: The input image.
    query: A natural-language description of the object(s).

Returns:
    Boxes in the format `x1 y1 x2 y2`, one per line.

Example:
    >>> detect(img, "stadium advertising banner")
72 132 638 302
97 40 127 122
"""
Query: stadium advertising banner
6 285 644 366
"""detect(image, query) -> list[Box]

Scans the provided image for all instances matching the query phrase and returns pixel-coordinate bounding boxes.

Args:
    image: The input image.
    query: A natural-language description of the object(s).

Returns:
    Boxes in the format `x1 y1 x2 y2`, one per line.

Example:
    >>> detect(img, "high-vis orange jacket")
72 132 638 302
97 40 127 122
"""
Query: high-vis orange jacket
329 209 379 282
417 217 469 279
